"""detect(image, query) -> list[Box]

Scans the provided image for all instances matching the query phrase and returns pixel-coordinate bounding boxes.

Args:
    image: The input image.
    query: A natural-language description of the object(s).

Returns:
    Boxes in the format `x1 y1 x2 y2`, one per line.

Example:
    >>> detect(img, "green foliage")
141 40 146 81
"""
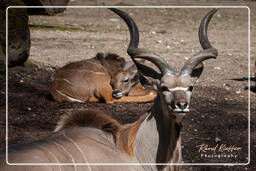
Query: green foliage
24 59 38 68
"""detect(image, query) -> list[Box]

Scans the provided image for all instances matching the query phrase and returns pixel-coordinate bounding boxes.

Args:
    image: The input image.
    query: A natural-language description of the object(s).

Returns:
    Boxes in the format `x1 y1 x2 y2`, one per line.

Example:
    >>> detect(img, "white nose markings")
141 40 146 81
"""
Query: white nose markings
168 87 188 92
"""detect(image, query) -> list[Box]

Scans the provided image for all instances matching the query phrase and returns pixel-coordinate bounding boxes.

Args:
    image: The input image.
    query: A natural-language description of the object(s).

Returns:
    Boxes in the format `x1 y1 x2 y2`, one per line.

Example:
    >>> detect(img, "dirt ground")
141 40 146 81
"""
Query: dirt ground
1 0 256 170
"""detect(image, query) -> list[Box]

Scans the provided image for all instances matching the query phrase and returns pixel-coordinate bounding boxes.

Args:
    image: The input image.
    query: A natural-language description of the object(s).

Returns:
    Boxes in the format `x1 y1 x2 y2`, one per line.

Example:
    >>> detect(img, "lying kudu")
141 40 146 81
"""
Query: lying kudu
49 9 156 104
0 9 218 171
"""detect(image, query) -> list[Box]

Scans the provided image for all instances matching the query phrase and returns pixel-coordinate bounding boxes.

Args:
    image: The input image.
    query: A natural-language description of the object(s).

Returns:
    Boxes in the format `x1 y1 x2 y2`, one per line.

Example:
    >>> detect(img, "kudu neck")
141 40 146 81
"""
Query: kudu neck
135 93 182 170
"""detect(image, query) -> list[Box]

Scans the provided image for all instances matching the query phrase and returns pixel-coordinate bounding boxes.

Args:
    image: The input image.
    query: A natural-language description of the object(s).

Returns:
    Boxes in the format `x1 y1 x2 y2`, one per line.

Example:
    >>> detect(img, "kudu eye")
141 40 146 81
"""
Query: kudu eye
123 79 129 82
161 86 169 92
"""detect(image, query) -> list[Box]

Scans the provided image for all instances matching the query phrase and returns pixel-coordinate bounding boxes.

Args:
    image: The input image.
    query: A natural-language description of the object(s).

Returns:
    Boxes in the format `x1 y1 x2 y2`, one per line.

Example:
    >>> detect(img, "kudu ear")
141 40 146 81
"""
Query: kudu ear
139 73 158 90
190 63 204 82
127 64 139 79
124 59 145 70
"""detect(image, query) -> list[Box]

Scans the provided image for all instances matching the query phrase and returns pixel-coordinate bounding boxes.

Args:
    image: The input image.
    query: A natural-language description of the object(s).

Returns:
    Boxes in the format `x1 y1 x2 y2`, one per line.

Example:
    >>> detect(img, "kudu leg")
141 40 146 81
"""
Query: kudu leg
128 83 156 97
100 84 116 104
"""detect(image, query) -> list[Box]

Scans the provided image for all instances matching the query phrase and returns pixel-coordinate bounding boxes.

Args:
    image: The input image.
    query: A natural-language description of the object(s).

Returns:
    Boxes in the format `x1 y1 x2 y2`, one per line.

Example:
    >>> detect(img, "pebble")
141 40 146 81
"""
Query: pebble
151 31 156 35
236 90 241 94
109 18 120 22
174 42 180 47
214 66 221 70
214 137 221 143
27 107 31 111
20 79 24 83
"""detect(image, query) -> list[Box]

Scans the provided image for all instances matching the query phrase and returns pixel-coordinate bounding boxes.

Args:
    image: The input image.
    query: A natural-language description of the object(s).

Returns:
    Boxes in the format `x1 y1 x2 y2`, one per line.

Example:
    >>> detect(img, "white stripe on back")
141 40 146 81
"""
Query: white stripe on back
56 90 84 102
63 132 92 171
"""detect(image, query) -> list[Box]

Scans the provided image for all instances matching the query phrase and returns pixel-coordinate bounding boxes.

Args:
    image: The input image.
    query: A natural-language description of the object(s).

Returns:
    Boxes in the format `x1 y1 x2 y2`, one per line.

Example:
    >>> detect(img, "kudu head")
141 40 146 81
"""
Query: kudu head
112 8 218 119
95 52 139 98
107 9 145 99
111 64 139 98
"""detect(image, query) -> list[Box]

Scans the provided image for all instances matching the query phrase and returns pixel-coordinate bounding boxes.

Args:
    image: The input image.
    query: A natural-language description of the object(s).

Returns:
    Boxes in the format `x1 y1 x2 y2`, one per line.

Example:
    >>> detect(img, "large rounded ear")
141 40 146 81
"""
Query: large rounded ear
124 59 145 70
126 63 137 72
124 61 135 70
191 63 204 83
139 74 158 90
127 64 139 81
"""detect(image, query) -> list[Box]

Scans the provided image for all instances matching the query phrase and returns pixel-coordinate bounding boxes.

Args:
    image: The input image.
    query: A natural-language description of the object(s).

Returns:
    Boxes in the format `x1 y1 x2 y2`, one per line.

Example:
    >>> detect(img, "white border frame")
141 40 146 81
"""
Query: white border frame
5 6 251 166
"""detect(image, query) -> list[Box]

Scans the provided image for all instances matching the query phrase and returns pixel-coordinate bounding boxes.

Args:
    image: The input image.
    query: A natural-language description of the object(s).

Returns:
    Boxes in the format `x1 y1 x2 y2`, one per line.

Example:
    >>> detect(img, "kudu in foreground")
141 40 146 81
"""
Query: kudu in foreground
49 10 156 103
0 9 218 171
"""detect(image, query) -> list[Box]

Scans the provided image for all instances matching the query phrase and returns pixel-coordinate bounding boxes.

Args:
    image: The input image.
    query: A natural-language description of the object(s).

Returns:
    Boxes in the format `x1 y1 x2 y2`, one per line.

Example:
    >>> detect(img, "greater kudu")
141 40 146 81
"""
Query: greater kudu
49 9 156 104
0 9 218 171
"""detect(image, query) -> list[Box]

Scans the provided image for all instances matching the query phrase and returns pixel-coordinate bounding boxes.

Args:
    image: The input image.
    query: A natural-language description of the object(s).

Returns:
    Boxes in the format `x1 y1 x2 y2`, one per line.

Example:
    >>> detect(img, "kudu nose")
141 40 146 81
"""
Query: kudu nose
113 90 120 94
176 101 188 110
112 90 123 99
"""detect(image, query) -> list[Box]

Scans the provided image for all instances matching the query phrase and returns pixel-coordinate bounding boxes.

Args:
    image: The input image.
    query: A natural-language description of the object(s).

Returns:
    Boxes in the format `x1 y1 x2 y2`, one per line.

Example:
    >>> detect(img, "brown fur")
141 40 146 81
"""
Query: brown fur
50 52 156 103
117 114 147 156
55 110 122 139
54 109 146 156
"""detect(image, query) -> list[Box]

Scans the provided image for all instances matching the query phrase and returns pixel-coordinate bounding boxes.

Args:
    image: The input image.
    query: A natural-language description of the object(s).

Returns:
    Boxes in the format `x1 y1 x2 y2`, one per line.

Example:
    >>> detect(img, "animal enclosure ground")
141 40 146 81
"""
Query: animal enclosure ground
1 0 256 170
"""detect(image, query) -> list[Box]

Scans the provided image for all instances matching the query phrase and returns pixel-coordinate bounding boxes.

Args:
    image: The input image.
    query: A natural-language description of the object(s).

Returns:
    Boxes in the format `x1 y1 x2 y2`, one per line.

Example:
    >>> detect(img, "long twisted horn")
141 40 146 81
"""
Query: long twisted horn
109 8 139 56
133 53 176 76
199 8 218 49
181 9 218 76
180 48 217 76
110 8 175 78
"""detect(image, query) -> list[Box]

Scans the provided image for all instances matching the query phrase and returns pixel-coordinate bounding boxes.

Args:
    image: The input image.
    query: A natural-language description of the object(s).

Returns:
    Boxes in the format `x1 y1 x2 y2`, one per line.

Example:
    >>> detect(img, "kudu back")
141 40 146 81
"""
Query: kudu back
1 9 219 171
49 11 156 104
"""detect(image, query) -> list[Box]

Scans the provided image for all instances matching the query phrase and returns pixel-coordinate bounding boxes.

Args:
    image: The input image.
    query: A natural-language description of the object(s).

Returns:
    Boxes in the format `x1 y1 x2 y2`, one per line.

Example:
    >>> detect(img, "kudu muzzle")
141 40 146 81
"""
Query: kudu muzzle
173 90 189 113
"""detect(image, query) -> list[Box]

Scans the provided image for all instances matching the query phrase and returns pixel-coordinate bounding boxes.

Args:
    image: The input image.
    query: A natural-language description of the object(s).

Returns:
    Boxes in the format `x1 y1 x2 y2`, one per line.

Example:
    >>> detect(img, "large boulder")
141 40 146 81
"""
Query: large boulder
0 0 70 68
22 0 70 16
0 0 30 67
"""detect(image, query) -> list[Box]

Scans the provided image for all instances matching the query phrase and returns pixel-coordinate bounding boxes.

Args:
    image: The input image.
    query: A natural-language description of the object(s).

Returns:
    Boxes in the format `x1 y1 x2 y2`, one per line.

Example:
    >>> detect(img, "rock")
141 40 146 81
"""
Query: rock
236 90 241 94
214 137 221 143
22 0 70 16
109 18 120 22
151 31 156 35
0 0 30 67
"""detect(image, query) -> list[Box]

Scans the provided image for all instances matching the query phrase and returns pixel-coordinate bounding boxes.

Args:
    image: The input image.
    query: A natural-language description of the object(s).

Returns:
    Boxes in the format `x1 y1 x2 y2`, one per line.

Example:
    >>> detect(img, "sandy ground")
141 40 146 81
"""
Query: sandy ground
1 0 256 170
